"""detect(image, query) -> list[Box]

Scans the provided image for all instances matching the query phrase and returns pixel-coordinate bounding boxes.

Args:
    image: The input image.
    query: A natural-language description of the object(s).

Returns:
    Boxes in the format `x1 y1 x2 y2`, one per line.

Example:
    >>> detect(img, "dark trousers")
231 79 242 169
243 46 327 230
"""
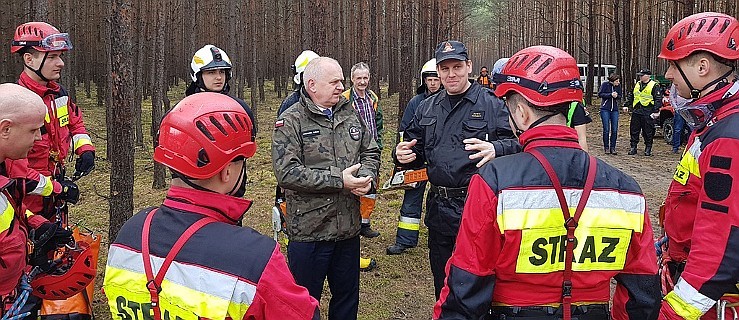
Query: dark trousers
288 236 360 320
600 110 619 150
395 181 427 247
428 231 457 300
672 115 686 151
629 112 655 148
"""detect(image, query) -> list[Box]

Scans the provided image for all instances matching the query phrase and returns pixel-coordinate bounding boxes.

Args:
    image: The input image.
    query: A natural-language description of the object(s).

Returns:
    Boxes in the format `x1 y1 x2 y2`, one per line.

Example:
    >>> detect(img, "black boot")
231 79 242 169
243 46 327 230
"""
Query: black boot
360 224 380 238
645 146 653 156
628 147 637 155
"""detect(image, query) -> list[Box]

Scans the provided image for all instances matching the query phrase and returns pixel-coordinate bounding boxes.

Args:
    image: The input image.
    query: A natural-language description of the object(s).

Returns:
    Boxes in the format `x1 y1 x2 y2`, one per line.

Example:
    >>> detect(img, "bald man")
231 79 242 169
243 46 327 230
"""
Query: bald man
272 57 380 320
0 83 72 317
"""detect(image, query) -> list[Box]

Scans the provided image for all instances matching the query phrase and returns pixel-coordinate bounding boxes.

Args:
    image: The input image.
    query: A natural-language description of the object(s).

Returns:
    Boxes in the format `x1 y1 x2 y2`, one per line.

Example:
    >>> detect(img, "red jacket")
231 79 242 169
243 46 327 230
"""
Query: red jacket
660 81 739 319
9 72 94 214
103 186 320 320
0 162 46 298
434 126 660 319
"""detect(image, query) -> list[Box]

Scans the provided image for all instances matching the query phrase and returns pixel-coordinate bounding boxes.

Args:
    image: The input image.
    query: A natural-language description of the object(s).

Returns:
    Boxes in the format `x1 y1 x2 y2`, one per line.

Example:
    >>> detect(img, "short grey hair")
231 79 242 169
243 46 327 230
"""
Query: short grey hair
303 57 340 84
350 62 370 76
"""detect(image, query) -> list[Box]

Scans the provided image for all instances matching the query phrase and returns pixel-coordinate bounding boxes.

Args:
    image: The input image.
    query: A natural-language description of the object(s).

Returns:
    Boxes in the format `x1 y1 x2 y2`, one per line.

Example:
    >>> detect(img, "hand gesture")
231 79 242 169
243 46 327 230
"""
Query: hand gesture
395 139 417 164
464 138 497 168
342 163 372 195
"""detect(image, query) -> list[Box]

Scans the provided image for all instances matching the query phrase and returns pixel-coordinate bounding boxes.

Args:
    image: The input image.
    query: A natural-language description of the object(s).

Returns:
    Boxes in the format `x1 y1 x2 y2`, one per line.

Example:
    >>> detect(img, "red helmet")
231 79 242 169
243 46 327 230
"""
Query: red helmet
154 92 256 179
11 22 72 53
31 238 97 300
658 12 739 61
493 45 583 107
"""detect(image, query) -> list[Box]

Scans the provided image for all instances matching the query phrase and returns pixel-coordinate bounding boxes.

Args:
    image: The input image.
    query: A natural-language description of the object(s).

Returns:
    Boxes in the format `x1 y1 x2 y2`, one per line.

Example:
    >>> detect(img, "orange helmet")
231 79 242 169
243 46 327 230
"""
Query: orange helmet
658 12 739 61
31 239 96 300
493 46 583 107
11 22 72 53
154 92 256 179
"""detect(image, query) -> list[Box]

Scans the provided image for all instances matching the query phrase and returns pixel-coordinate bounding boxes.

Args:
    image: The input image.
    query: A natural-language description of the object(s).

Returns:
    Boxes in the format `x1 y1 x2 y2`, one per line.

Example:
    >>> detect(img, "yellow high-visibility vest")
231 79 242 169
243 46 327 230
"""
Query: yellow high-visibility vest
633 81 657 107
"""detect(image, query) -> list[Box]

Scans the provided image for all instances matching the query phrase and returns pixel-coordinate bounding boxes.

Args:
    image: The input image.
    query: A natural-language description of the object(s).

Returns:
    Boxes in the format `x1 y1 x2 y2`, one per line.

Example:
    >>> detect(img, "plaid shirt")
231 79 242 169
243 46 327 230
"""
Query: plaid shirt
353 90 378 141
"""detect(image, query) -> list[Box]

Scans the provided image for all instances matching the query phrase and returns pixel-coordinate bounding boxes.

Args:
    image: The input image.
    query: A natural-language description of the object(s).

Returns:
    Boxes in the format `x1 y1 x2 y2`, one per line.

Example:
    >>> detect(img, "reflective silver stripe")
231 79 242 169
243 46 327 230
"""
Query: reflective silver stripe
399 216 420 225
688 138 702 164
497 189 645 214
673 278 716 315
107 245 257 305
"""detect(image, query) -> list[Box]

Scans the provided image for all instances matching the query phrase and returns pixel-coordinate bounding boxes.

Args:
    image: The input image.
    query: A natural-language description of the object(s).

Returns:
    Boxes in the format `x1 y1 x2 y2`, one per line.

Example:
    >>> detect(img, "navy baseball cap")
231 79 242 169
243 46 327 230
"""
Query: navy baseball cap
435 41 469 63
637 68 652 76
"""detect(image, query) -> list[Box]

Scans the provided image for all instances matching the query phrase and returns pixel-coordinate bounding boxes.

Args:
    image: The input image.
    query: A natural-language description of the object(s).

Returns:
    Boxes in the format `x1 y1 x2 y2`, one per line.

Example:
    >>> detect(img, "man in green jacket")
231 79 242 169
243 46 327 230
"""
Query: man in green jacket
272 56 381 320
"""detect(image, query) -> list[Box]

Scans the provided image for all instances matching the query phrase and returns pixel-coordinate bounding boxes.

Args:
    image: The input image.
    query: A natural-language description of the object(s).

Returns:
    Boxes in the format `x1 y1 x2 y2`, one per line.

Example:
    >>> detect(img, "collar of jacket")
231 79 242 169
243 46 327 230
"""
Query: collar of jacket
300 89 351 118
0 162 13 191
18 71 59 97
162 186 252 224
519 125 582 152
437 81 481 107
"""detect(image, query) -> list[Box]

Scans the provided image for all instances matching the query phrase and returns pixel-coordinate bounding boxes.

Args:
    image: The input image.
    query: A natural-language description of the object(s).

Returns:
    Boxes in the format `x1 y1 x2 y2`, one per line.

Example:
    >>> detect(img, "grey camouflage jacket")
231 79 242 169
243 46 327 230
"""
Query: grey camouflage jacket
272 90 381 242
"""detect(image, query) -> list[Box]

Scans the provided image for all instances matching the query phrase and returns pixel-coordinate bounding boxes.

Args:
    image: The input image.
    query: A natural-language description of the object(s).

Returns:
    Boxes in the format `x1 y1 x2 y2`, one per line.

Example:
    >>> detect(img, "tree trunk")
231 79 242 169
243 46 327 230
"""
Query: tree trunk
108 0 135 240
151 0 167 190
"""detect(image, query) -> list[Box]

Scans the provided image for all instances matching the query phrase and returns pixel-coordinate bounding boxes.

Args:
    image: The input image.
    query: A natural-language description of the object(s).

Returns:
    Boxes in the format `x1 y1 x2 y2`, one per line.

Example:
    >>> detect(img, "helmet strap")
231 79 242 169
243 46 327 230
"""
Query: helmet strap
171 171 216 193
24 51 51 83
675 60 736 99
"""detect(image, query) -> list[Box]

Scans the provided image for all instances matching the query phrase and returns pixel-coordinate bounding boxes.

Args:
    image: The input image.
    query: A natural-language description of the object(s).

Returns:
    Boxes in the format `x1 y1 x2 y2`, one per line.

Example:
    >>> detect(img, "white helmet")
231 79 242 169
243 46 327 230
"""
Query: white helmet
293 50 320 84
190 45 233 82
420 58 437 79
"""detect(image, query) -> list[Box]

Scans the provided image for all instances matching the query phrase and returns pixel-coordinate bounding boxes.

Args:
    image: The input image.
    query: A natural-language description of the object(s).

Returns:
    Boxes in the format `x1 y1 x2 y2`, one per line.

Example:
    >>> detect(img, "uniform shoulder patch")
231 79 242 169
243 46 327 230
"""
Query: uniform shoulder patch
275 119 284 129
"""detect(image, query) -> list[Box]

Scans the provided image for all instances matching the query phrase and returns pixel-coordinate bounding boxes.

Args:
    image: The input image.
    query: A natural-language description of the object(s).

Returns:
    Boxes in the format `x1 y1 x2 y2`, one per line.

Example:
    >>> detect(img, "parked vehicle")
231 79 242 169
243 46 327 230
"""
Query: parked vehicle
577 64 616 93
657 88 690 144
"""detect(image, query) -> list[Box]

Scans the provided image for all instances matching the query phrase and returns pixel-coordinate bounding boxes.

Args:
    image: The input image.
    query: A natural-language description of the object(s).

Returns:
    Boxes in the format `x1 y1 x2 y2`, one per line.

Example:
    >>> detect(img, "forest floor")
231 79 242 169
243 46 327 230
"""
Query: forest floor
71 81 677 319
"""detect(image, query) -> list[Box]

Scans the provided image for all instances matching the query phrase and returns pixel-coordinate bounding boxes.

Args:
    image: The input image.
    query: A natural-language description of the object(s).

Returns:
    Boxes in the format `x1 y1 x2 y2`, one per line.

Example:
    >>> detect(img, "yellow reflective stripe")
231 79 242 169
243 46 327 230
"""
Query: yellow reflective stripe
664 279 715 320
515 227 632 273
30 174 55 196
105 246 253 319
398 222 420 231
54 97 69 127
25 210 33 219
0 194 13 233
497 189 645 232
73 134 93 151
674 138 702 185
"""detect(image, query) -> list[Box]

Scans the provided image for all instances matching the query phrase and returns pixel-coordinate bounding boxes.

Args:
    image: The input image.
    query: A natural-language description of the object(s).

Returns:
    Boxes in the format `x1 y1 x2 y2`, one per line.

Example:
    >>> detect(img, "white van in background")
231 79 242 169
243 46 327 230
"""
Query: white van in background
577 64 616 94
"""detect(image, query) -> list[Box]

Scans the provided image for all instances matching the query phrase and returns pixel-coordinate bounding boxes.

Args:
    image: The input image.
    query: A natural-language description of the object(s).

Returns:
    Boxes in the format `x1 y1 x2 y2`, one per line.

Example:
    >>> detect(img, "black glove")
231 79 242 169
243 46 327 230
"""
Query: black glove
29 222 73 268
74 151 95 179
58 179 80 204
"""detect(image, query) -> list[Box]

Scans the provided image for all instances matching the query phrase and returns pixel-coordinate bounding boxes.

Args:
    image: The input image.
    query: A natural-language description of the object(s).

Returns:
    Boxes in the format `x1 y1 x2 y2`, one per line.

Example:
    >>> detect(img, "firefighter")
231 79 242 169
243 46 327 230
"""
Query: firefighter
186 44 257 140
0 84 74 318
434 45 661 320
394 40 521 299
386 58 441 255
103 92 319 320
658 12 739 320
10 21 95 319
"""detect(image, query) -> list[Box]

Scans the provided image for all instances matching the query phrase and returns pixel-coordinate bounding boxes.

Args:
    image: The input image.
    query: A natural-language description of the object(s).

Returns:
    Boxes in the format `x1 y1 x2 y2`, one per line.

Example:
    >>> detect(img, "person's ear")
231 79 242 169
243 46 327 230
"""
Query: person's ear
0 119 13 139
218 162 235 184
697 57 711 77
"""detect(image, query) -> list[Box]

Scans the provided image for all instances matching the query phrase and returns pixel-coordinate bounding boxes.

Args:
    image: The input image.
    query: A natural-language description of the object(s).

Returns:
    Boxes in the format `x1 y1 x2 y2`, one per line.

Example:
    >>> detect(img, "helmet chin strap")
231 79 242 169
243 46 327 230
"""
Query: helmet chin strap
507 109 558 137
24 51 51 82
675 60 736 99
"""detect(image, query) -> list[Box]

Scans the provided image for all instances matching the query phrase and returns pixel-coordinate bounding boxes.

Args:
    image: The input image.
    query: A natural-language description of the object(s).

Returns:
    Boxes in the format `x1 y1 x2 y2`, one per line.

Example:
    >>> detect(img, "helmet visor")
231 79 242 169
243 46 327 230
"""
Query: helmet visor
675 102 712 130
40 33 73 51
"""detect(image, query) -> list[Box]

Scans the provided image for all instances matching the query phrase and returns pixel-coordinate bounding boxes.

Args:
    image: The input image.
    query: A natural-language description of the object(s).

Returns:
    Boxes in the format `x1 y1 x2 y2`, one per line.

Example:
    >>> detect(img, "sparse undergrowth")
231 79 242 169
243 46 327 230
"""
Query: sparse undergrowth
73 82 672 320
